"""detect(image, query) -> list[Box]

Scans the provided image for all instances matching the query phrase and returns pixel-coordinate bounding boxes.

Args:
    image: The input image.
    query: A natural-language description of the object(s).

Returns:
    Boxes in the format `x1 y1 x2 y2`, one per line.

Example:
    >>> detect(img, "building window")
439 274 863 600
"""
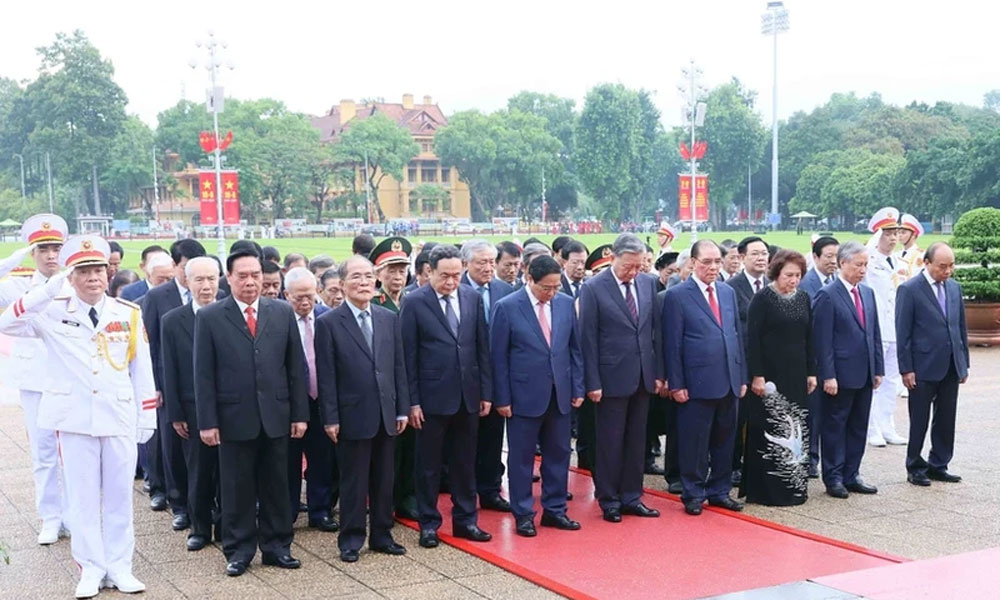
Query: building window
409 194 420 214
441 167 451 186
408 167 417 183
421 166 437 183
441 193 452 213
422 197 438 214
421 142 433 153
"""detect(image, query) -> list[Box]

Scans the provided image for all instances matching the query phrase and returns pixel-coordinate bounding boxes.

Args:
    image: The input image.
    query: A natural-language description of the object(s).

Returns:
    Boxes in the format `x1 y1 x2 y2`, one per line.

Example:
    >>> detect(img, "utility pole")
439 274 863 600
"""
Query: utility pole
45 152 54 213
12 154 25 201
152 146 161 223
762 1 789 230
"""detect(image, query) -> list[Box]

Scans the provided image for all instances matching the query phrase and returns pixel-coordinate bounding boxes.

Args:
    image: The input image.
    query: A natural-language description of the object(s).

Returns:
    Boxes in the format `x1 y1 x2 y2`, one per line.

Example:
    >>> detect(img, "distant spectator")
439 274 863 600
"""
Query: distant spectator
108 241 125 279
109 269 139 298
262 246 281 265
308 255 336 278
261 260 283 299
496 241 522 285
352 234 376 257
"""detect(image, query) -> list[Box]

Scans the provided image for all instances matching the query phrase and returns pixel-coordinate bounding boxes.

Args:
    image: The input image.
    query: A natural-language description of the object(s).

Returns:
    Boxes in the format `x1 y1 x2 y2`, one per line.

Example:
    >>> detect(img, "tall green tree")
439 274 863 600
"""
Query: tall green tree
434 110 501 219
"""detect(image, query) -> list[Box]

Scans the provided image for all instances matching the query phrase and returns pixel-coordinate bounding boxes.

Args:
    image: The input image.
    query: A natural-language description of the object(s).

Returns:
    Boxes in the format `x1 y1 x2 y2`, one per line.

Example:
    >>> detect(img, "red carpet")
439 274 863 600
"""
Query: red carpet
399 468 902 600
814 547 1000 600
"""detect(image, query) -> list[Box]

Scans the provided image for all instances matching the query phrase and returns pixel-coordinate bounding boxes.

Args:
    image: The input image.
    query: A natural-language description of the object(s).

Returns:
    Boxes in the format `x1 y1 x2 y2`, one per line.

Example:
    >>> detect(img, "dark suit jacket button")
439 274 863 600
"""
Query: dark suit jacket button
375 370 380 376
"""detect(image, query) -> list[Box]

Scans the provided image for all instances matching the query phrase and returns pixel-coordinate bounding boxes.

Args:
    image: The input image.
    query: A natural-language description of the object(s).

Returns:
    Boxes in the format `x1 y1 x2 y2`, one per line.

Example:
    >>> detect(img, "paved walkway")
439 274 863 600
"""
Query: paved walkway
1 346 997 598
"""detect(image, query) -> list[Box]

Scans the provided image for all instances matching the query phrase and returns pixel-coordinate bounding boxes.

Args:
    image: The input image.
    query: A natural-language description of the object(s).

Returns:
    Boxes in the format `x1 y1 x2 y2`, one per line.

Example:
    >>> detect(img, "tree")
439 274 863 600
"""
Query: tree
334 113 419 222
307 144 352 223
507 91 579 217
408 184 450 214
434 110 501 219
101 116 155 217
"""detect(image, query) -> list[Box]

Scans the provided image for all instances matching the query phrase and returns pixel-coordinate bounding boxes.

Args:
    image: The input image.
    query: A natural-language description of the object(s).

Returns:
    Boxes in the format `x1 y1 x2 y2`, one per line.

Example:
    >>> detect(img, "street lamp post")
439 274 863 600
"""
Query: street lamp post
191 31 234 257
762 1 789 230
679 60 707 243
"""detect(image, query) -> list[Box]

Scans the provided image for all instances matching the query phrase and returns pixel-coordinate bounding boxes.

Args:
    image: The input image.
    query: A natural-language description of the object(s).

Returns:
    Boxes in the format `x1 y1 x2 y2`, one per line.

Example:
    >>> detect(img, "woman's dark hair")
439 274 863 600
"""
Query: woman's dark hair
767 249 808 282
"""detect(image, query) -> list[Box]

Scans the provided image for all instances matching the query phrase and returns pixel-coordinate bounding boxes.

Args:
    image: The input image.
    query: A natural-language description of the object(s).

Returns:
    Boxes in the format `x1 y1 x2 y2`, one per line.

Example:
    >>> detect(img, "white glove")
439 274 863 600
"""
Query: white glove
43 269 70 297
136 428 155 444
0 246 32 278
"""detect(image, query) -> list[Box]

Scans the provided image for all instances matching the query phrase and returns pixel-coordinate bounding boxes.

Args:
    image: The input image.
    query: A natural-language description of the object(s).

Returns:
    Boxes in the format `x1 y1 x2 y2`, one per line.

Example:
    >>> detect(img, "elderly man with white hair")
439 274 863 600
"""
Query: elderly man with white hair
284 267 339 532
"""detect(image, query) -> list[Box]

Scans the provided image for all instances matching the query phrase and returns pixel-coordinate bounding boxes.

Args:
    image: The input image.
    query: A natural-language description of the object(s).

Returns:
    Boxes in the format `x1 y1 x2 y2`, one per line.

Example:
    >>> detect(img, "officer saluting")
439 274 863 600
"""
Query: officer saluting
0 235 156 599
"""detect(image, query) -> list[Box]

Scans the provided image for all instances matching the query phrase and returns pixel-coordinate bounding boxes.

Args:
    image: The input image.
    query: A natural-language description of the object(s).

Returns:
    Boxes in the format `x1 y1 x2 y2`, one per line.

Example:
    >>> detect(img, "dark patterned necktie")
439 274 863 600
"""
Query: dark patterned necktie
623 282 638 324
89 307 99 327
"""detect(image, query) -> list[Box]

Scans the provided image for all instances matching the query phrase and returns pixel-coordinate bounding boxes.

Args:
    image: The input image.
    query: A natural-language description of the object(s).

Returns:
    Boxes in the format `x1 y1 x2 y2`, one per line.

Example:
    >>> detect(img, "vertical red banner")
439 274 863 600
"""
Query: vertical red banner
199 171 218 225
694 175 709 221
221 171 240 224
678 175 692 221
678 174 709 222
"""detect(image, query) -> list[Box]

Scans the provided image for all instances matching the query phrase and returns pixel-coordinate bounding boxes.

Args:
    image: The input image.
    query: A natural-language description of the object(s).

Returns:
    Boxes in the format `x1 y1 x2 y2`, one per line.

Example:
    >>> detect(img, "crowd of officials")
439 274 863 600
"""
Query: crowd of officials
0 207 970 598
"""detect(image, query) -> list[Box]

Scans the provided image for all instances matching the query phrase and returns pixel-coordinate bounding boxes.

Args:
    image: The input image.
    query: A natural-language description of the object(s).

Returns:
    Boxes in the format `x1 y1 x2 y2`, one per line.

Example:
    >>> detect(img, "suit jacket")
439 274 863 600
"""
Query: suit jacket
460 273 514 321
663 277 744 400
799 268 825 300
315 302 409 440
895 275 969 381
812 280 884 389
295 304 329 395
490 288 584 417
120 279 151 302
193 296 309 441
400 284 491 415
162 303 197 425
561 273 584 298
143 280 184 391
578 267 663 397
726 271 769 346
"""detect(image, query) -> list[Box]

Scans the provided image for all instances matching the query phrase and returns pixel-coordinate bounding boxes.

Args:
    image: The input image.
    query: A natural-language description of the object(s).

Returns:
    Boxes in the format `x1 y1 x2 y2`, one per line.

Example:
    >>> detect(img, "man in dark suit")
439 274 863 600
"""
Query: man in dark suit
579 233 665 523
283 267 337 532
143 239 206 528
492 255 585 537
316 255 410 563
663 240 747 515
799 236 839 477
896 242 969 486
725 236 770 485
459 238 515 512
402 245 493 549
163 257 222 551
812 241 884 499
118 245 167 302
194 248 309 576
560 240 588 298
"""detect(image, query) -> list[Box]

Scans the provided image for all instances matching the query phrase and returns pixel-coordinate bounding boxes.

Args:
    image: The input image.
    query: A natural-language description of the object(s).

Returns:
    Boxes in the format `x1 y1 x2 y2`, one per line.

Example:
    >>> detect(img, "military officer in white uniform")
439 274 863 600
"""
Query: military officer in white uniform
864 207 910 447
0 235 157 599
898 213 925 278
0 214 70 544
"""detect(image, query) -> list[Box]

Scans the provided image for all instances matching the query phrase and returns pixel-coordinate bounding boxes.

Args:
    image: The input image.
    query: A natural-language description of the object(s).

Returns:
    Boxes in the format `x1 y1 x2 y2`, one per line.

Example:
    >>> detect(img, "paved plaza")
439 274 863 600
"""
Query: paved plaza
1 346 998 599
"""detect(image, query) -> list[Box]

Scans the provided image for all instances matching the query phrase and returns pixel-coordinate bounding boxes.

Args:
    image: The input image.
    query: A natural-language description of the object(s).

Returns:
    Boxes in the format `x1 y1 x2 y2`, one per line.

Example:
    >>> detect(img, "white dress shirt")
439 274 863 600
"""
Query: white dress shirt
610 270 639 315
744 270 765 293
524 285 551 328
436 290 461 324
814 266 833 286
690 274 716 306
175 279 191 304
234 297 260 322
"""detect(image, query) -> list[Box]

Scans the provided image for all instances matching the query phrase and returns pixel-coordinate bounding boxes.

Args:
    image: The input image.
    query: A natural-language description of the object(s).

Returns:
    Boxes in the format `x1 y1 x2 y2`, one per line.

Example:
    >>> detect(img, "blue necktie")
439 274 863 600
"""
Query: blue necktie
444 295 459 336
478 286 489 323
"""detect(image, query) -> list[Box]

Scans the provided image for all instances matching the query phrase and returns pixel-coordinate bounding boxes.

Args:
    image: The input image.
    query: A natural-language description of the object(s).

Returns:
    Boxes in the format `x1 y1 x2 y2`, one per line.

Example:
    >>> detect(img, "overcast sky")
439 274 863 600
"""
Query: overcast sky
4 0 998 130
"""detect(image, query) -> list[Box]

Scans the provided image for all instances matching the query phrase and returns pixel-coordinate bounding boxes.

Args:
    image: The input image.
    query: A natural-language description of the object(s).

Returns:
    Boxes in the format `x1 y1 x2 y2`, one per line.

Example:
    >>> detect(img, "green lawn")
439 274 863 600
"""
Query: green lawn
0 231 951 273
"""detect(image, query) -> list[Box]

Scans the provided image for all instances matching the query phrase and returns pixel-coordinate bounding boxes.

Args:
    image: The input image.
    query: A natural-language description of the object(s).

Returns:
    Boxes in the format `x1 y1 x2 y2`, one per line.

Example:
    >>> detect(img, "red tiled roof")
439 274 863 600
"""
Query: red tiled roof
312 100 448 143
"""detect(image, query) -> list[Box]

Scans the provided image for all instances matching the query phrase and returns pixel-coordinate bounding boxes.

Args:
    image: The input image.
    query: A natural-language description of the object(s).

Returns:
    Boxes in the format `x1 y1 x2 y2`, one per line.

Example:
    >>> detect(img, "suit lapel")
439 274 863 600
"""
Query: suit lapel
458 287 475 333
180 305 195 343
223 296 254 342
832 282 864 329
636 276 651 329
338 304 374 360
425 287 457 339
917 277 947 324
254 299 272 340
687 279 721 329
601 270 635 326
516 289 549 347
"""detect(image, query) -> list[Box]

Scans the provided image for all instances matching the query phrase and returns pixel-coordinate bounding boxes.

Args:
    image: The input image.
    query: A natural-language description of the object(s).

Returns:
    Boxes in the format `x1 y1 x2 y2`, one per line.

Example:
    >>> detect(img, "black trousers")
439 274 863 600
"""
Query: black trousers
415 406 478 531
821 385 873 488
475 409 506 499
576 398 598 473
219 432 293 563
594 388 649 511
161 404 189 515
337 428 396 552
182 405 220 539
731 392 750 472
393 427 416 510
907 363 959 475
288 399 338 522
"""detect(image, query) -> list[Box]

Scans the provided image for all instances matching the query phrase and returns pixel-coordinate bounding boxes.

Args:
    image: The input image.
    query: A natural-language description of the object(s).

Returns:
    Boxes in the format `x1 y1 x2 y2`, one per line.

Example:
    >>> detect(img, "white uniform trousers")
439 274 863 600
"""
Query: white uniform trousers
869 341 902 438
20 389 68 527
59 432 136 581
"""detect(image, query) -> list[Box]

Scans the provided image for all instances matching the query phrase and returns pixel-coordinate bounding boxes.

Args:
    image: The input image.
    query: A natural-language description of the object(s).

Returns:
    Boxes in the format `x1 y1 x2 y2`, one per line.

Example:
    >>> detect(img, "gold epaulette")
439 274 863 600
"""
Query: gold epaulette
115 297 140 310
53 295 71 301
10 267 35 277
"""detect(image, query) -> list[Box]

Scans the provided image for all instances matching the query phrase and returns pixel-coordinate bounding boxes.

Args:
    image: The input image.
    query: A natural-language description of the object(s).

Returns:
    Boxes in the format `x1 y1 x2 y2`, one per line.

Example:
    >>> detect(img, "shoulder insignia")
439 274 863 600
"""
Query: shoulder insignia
53 295 71 301
115 297 140 310
10 267 35 277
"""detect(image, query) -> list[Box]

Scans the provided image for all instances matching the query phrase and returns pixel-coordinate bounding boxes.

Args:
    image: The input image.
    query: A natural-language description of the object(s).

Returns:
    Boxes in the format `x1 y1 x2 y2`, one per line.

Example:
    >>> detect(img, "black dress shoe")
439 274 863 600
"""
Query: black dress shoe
908 473 932 486
827 484 849 499
928 469 962 483
541 512 581 530
808 464 820 479
602 508 622 523
186 535 208 551
150 494 167 511
262 553 301 569
846 480 878 494
340 549 359 563
394 506 420 521
225 560 248 576
621 502 660 517
308 516 340 532
453 524 492 542
708 497 744 512
515 519 537 537
684 501 703 516
371 541 406 556
141 481 151 494
480 495 512 512
419 529 439 548
172 513 191 531
667 481 684 495
644 463 665 476
731 469 743 486
566 491 574 501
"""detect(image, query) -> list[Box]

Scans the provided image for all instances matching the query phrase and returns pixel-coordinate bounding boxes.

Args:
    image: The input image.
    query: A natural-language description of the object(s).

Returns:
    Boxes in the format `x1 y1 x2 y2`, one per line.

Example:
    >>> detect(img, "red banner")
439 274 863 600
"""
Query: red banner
678 174 709 222
199 170 240 225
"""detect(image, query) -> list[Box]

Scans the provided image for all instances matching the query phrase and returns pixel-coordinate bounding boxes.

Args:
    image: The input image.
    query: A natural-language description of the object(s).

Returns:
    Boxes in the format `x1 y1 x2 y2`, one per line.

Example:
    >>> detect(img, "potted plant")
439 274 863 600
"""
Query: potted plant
952 207 1000 346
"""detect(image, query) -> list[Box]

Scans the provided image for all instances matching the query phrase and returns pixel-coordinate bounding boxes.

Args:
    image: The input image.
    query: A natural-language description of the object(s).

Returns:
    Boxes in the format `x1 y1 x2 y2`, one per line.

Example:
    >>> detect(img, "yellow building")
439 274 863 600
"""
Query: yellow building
311 94 471 221
127 152 203 227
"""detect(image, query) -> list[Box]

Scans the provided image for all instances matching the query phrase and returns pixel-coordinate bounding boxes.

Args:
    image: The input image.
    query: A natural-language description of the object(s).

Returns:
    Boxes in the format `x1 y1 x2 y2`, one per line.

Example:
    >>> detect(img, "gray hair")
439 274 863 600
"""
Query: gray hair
677 248 691 263
308 255 335 274
838 240 867 266
611 233 645 257
284 266 317 289
460 238 497 263
146 252 173 272
184 256 219 279
337 255 374 279
521 243 551 266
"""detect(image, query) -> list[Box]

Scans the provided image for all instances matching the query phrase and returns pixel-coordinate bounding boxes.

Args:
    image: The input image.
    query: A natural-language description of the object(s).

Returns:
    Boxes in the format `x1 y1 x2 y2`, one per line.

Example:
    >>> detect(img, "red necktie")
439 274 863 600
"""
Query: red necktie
706 285 722 326
851 287 866 328
754 279 761 293
245 306 257 337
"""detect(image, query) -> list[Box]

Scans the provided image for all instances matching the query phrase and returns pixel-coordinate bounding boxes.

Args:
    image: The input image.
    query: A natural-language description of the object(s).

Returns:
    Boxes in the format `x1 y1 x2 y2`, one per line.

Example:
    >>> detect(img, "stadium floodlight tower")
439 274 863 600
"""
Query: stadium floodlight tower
762 1 789 230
